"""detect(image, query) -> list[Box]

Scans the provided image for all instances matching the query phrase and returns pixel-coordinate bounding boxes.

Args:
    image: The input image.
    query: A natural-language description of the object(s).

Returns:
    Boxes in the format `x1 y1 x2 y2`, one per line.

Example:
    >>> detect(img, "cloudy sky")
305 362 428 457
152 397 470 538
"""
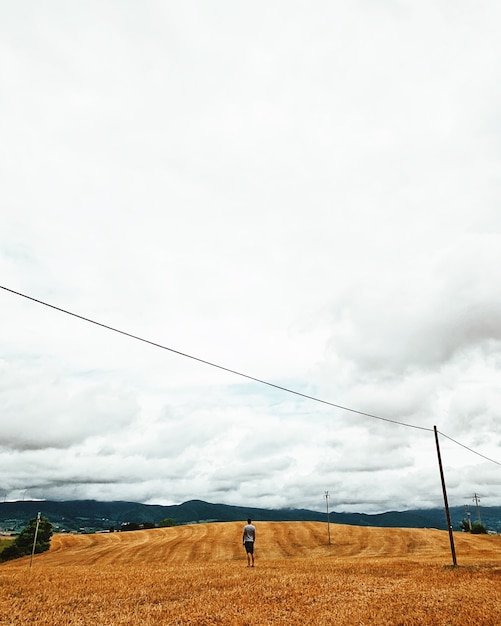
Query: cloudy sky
1 1 501 514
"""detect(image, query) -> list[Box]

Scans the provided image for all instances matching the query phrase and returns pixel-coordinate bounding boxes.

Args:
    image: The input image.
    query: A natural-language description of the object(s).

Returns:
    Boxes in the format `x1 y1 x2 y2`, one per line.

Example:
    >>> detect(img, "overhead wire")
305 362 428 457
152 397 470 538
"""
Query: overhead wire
437 430 501 466
1 284 432 432
2 283 501 466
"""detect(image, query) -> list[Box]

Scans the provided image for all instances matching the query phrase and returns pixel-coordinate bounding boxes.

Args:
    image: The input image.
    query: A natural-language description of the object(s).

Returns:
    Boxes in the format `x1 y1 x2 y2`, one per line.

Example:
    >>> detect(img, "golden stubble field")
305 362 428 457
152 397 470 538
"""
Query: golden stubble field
1 521 500 625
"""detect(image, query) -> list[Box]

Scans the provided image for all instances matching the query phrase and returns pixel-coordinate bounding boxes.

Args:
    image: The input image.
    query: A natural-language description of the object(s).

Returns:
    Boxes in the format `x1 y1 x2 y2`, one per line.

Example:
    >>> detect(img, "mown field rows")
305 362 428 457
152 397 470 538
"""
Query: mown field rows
1 522 500 625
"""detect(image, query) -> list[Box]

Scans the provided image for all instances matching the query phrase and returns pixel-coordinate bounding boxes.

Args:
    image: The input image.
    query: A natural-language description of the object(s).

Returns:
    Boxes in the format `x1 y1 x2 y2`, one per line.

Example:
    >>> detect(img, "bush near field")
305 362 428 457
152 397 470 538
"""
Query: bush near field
0 516 53 562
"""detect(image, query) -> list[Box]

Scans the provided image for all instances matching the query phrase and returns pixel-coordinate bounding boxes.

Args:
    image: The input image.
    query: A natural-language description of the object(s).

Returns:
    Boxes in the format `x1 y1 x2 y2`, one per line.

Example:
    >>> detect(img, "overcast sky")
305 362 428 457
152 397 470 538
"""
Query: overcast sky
1 1 500 514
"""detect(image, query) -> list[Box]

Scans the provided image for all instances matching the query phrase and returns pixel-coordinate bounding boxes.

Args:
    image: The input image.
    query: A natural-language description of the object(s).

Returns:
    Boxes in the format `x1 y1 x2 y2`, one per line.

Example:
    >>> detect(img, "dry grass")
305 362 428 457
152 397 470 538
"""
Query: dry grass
1 522 500 625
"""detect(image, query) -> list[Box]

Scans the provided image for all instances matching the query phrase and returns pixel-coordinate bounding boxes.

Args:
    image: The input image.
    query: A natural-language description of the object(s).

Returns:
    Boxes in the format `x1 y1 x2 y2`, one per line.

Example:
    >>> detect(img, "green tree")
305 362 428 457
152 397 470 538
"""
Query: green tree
159 518 176 527
0 516 53 562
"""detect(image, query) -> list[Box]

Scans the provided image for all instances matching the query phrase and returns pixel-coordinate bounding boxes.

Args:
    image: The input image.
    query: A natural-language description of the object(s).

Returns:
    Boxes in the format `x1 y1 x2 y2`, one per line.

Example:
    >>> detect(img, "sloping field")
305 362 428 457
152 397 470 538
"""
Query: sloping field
1 522 501 625
6 521 499 566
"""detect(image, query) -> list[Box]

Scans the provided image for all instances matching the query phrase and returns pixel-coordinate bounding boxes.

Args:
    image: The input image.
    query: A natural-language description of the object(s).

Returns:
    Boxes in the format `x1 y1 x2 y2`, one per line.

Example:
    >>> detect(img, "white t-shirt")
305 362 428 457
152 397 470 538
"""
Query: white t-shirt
243 524 256 542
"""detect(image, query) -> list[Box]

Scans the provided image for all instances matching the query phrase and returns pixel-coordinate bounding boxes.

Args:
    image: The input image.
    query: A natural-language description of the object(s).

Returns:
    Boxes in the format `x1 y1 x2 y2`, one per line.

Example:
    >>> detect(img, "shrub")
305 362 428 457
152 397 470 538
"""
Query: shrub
470 522 488 534
159 518 176 527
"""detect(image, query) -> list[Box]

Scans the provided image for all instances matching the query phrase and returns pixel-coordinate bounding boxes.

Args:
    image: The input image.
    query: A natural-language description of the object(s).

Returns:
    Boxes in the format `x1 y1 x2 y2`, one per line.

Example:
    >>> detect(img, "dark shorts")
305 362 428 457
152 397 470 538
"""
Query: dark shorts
244 541 254 554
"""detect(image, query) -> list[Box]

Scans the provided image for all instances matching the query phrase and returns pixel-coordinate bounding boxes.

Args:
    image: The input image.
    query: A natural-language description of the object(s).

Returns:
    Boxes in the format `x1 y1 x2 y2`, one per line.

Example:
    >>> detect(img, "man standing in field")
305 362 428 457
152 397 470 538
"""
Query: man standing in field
242 518 256 567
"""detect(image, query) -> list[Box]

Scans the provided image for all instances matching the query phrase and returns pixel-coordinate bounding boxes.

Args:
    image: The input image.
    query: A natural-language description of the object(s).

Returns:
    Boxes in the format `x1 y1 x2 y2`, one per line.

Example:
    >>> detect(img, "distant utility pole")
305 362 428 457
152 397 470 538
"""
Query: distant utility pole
29 512 41 569
472 493 482 525
465 504 472 531
325 491 331 545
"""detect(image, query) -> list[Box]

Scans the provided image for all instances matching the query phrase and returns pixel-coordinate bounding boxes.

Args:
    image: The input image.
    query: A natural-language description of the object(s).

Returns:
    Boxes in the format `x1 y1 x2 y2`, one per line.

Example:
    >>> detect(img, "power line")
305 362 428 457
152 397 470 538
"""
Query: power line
2 284 500 465
437 430 501 466
0 284 433 432
4 282 501 467
5 282 501 468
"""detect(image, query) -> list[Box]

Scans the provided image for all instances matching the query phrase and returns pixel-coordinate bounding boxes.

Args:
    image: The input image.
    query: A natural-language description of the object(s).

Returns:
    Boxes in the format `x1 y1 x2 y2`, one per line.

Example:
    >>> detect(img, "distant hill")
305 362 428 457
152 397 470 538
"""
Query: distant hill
0 499 499 534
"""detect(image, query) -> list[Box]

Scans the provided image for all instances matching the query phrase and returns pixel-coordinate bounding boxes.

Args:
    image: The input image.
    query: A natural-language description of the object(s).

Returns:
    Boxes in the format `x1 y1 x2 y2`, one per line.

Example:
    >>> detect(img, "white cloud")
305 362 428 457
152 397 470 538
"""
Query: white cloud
0 358 139 449
1 1 501 513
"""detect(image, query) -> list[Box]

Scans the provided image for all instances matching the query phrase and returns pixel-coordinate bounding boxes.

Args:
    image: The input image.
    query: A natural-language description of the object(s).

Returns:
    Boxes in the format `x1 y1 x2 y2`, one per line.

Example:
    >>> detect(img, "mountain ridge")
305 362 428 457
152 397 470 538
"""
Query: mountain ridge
1 499 499 533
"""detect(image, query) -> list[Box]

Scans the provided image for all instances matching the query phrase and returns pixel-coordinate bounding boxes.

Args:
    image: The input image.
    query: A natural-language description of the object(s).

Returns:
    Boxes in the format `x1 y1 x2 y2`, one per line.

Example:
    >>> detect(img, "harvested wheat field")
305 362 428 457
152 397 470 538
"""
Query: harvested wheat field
1 522 500 625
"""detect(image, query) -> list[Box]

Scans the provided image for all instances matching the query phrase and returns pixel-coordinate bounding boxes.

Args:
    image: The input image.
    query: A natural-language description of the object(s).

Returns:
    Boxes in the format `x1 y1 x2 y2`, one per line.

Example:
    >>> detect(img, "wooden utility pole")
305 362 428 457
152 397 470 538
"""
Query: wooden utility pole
29 512 41 569
434 426 457 566
325 491 331 545
465 504 472 531
472 493 482 525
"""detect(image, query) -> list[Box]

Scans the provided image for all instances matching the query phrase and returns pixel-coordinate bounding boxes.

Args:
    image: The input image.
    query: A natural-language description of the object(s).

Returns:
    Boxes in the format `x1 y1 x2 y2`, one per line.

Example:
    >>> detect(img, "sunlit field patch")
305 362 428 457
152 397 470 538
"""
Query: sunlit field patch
1 522 500 625
0 537 14 554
